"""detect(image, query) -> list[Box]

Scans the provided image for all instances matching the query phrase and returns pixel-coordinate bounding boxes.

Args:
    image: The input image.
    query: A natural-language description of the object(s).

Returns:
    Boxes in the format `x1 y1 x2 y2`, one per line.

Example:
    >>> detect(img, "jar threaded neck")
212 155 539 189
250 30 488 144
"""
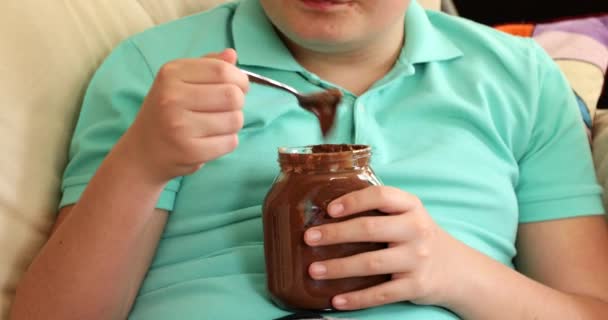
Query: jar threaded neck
278 144 371 172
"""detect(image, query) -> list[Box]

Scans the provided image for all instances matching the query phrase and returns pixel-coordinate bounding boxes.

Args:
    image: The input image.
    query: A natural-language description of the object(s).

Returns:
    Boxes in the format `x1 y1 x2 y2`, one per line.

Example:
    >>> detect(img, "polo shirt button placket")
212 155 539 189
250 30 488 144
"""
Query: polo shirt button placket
353 99 368 145
305 74 322 87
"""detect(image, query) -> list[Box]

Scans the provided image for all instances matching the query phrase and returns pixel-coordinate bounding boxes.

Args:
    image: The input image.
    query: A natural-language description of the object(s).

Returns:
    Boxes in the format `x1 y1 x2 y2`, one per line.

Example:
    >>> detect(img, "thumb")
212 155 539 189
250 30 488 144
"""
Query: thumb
203 48 238 65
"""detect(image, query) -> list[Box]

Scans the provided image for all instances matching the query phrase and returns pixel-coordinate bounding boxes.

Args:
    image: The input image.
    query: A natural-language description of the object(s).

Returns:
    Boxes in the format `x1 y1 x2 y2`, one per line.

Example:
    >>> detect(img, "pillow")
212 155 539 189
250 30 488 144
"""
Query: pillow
497 15 608 135
497 15 608 211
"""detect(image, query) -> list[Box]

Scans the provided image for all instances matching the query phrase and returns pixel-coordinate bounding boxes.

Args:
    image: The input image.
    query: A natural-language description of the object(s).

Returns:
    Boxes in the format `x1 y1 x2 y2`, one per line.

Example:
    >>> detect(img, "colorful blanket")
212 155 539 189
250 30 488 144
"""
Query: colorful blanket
497 15 608 139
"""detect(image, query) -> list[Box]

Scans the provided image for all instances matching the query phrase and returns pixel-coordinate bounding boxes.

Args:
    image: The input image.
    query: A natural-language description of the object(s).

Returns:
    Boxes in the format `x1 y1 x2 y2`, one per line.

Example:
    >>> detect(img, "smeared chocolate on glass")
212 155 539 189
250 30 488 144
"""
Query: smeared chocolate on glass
242 71 385 311
242 70 342 136
263 145 389 311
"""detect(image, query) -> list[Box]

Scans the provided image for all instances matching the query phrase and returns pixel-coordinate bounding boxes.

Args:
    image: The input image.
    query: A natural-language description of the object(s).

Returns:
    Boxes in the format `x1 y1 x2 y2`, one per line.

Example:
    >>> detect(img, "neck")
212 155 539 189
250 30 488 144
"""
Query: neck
285 21 405 95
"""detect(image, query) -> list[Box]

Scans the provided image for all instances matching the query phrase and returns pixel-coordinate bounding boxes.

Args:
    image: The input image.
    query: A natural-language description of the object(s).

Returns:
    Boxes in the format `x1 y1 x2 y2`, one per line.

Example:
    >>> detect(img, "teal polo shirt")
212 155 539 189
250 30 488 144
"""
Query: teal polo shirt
60 0 604 319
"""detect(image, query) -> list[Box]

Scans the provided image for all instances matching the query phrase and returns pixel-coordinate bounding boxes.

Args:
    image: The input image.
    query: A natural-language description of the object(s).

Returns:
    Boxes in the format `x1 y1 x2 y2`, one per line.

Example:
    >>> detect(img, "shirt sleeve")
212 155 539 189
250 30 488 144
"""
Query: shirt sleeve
59 39 181 211
516 41 604 223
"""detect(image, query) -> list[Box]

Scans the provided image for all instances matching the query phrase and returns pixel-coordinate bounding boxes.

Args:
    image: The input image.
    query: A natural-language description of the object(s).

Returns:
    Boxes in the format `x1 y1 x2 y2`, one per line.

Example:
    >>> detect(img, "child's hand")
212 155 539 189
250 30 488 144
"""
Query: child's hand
304 186 474 310
123 49 249 183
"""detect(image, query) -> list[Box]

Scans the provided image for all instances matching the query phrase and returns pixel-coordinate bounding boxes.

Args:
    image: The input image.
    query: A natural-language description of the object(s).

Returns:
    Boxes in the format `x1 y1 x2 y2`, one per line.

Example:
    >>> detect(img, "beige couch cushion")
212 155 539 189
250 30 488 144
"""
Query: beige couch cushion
0 0 441 318
0 2 152 317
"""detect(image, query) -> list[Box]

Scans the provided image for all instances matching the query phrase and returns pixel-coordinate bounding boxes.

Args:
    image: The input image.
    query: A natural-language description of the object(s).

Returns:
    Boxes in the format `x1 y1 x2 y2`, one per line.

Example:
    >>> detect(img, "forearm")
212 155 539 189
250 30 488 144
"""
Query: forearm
11 138 168 320
441 241 608 320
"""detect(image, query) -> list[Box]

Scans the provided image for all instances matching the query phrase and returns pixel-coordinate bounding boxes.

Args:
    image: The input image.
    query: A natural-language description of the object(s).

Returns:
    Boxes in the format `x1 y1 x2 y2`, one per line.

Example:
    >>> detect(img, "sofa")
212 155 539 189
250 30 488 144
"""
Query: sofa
0 1 455 317
3 0 608 318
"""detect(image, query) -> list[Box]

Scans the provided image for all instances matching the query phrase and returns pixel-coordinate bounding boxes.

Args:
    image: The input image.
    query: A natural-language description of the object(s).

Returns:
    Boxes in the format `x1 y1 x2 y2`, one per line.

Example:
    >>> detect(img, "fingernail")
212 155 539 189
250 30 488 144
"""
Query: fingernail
333 296 347 308
306 229 322 243
310 263 327 276
328 203 344 216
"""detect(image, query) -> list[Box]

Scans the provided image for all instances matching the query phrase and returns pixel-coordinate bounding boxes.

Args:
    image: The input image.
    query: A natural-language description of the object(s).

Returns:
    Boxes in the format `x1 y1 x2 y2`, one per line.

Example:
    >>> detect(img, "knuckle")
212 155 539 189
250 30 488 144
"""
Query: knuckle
211 135 239 158
321 226 337 243
223 85 244 108
365 256 384 273
241 76 251 93
329 259 347 275
374 290 394 304
231 134 240 148
223 111 244 132
340 192 360 211
411 196 423 208
224 134 240 152
375 186 392 203
411 275 425 294
211 62 232 82
361 218 379 238
179 142 199 164
411 273 431 297
178 138 195 154
193 146 214 165
415 244 431 259
346 294 361 308
165 112 185 131
158 92 179 109
232 111 245 130
414 220 434 239
158 61 178 80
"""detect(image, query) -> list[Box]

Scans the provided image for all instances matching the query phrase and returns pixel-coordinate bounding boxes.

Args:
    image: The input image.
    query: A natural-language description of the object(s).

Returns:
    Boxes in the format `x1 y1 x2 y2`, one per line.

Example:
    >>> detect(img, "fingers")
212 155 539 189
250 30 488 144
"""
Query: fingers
309 247 412 280
157 54 249 93
327 186 422 218
331 278 417 310
214 48 238 65
184 110 244 138
304 214 422 245
165 83 245 112
184 134 239 164
131 49 247 180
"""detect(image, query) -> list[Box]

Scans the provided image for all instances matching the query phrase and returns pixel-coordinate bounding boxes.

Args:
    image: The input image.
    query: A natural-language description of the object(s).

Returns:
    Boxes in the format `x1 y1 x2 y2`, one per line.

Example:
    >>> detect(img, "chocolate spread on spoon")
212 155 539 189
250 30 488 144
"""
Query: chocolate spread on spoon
296 88 343 136
243 70 343 136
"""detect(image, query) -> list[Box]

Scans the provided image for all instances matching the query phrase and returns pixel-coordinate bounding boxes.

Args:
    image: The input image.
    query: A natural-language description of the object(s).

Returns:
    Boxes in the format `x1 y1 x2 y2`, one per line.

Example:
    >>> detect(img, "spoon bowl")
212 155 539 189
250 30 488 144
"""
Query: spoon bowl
242 69 342 136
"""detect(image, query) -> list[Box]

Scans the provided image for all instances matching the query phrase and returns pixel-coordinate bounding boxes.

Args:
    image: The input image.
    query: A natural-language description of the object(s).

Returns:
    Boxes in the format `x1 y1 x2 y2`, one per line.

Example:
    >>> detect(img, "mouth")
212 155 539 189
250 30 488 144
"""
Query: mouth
299 0 353 11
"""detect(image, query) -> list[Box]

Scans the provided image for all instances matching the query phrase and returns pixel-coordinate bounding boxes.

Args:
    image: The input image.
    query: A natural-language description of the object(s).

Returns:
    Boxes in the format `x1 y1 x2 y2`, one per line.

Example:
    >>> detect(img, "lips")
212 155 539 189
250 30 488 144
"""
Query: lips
299 0 353 11
305 0 349 3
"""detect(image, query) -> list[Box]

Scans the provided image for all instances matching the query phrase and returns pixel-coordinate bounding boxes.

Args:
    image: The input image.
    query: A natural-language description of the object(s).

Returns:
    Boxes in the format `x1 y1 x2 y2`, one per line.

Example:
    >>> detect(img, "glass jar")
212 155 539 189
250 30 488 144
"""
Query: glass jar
263 144 389 311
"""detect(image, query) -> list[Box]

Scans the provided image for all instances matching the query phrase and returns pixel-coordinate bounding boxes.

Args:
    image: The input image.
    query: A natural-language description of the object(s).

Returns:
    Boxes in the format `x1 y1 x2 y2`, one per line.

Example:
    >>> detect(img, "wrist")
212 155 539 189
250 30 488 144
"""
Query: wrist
110 132 172 188
430 234 486 308
428 232 511 314
435 238 574 320
113 127 173 186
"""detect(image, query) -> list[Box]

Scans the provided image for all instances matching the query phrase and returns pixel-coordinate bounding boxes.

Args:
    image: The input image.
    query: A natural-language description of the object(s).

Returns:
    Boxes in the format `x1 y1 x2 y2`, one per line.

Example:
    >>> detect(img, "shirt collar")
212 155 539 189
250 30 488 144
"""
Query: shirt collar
231 0 463 71
400 0 463 65
232 0 304 71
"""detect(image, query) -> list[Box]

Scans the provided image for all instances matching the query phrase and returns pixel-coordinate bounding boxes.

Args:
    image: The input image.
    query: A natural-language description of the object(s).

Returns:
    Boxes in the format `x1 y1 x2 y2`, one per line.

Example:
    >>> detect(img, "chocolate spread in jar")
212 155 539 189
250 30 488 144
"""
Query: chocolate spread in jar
263 144 389 311
298 89 343 136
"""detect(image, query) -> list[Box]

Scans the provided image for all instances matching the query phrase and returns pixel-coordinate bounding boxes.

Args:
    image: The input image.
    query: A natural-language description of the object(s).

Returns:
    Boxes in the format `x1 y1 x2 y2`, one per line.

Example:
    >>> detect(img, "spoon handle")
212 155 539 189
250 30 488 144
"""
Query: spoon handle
241 69 300 97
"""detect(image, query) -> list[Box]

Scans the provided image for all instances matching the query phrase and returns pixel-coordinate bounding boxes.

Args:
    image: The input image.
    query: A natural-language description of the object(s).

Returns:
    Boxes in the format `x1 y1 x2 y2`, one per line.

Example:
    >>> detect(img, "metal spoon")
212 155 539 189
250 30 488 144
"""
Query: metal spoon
241 69 342 136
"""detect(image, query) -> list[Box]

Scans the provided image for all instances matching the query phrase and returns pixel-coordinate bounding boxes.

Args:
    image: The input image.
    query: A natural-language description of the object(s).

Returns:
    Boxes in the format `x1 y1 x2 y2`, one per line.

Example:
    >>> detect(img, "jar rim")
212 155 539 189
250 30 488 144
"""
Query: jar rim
277 144 372 169
278 144 370 156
